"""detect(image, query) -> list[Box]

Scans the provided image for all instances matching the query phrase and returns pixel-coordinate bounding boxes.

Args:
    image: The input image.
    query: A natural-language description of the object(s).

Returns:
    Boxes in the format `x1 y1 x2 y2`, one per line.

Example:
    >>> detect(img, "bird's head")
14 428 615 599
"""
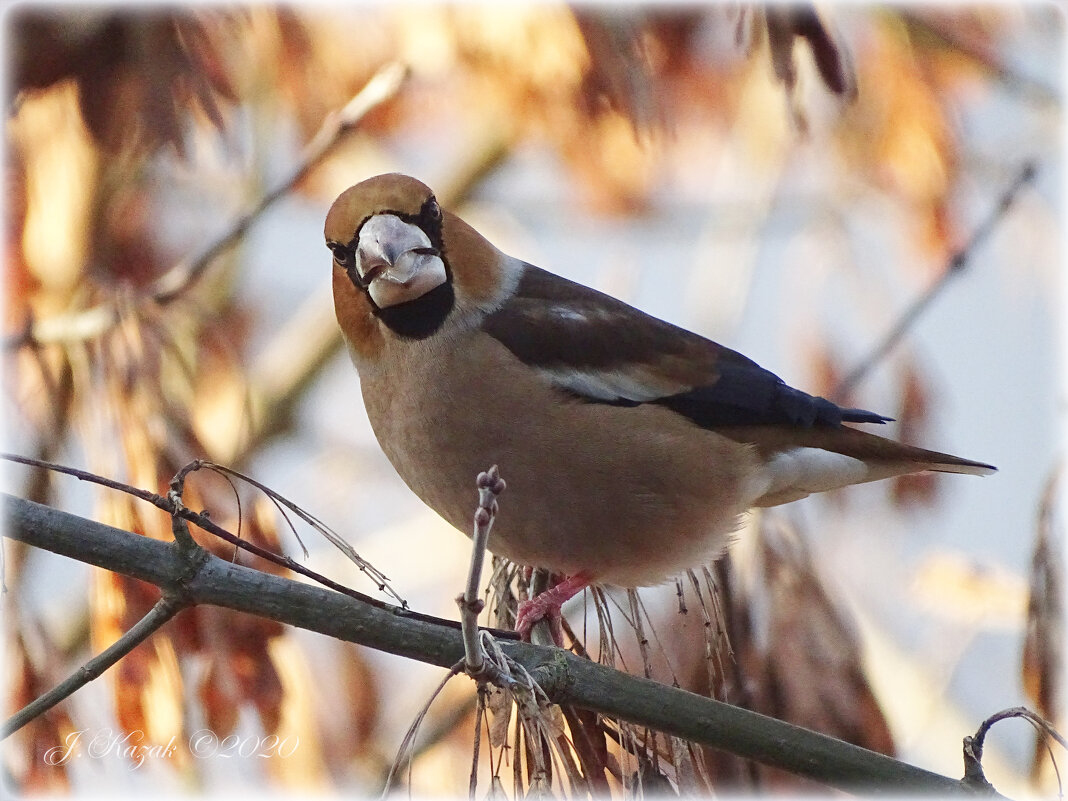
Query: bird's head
325 173 449 310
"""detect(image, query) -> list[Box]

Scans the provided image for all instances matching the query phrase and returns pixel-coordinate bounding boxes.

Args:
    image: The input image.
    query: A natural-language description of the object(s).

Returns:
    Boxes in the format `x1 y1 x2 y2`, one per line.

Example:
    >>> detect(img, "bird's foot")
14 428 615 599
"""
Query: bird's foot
515 572 591 645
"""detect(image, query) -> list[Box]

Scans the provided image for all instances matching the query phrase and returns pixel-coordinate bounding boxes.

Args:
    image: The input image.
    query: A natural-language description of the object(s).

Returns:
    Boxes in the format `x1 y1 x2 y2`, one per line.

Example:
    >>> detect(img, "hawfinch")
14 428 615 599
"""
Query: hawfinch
325 173 995 639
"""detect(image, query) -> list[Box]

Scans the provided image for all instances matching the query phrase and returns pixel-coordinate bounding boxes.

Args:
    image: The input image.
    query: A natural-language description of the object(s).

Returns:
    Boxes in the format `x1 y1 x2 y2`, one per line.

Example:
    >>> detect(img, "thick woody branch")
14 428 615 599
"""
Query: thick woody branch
3 493 976 795
2 465 207 740
2 453 445 624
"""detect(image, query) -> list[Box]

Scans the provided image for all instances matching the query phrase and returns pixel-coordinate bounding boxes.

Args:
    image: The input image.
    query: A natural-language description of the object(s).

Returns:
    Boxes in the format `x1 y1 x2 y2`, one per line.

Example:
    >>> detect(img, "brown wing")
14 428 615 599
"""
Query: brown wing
480 264 891 428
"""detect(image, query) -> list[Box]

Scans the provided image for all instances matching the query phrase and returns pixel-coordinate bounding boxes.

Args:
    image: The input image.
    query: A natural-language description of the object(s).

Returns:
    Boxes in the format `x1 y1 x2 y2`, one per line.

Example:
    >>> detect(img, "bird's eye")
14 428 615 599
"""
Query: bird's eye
425 198 442 222
329 243 354 269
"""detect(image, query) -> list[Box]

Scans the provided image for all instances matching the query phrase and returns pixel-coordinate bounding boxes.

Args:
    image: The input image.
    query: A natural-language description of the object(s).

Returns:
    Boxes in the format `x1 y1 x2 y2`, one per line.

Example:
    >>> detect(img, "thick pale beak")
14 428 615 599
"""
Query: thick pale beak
356 214 447 308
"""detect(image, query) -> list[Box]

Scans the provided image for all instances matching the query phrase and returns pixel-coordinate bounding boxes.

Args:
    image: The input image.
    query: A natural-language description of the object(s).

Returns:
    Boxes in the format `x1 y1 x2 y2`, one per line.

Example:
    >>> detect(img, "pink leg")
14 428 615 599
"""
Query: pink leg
515 572 592 644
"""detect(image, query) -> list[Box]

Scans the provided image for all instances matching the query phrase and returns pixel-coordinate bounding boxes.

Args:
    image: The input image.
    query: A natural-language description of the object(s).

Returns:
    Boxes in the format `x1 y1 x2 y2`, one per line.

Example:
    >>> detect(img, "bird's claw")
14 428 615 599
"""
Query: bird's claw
516 596 566 645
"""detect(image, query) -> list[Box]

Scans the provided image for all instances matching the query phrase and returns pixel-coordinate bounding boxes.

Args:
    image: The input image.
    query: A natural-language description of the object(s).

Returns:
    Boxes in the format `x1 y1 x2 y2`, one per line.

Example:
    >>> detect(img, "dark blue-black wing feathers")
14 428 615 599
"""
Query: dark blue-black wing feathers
481 264 890 431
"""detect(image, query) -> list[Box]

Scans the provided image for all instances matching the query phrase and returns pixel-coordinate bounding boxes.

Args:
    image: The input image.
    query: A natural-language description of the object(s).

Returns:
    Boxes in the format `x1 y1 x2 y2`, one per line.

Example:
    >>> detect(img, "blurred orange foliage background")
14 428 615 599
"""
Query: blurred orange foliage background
3 4 1061 797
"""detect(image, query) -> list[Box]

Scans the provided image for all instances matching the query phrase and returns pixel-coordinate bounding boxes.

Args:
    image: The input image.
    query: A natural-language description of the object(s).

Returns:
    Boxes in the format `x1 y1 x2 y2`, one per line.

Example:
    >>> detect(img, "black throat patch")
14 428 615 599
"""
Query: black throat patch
372 281 455 340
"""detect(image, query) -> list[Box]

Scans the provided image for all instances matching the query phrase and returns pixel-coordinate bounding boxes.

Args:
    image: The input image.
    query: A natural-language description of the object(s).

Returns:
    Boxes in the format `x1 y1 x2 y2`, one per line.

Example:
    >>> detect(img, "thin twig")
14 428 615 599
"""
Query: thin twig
457 466 506 678
167 462 202 553
683 571 714 688
962 706 1066 793
1 596 184 739
835 162 1037 397
3 493 985 794
626 590 654 680
4 460 212 738
624 590 662 778
152 62 409 304
591 587 629 672
560 704 612 795
197 461 406 606
512 690 523 790
382 661 465 795
674 576 687 614
11 63 409 348
487 557 521 632
470 687 486 799
900 11 1059 106
478 634 562 794
1 453 518 638
632 589 683 690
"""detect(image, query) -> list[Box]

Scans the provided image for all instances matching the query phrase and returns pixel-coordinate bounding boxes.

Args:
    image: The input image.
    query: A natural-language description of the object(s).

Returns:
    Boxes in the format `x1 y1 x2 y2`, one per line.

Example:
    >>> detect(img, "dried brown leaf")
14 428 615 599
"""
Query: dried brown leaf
486 684 512 749
560 706 611 795
764 5 856 97
573 10 663 137
339 644 380 757
7 630 74 792
198 655 240 736
237 643 286 735
701 518 893 790
891 360 939 507
195 607 286 736
10 8 240 154
804 340 843 402
1023 469 1064 778
752 519 894 793
840 18 962 263
89 489 290 741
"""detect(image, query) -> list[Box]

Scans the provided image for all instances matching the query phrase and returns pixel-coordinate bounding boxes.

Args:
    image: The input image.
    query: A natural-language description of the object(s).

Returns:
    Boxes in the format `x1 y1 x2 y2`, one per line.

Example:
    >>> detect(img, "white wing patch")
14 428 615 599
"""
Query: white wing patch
755 447 871 507
548 304 590 324
536 365 687 403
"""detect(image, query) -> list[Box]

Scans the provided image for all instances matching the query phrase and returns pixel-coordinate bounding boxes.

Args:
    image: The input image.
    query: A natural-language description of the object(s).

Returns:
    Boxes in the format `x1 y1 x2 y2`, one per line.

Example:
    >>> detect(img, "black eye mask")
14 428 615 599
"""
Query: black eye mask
329 203 454 335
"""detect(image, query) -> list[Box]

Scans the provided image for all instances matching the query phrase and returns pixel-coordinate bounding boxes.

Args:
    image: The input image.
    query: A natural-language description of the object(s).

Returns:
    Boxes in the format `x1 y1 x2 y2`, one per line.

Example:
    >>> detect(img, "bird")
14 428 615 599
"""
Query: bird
324 172 996 641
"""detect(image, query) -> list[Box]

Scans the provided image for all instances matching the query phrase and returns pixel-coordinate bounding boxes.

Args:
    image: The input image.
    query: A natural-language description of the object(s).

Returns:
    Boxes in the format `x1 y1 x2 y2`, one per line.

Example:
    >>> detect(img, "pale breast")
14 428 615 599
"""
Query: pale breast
356 331 764 587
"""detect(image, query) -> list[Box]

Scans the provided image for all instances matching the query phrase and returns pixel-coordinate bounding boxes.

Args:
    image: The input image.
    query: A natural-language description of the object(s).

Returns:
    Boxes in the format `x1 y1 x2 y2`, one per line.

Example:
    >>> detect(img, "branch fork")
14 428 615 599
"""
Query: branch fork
961 706 1065 794
1 462 210 740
